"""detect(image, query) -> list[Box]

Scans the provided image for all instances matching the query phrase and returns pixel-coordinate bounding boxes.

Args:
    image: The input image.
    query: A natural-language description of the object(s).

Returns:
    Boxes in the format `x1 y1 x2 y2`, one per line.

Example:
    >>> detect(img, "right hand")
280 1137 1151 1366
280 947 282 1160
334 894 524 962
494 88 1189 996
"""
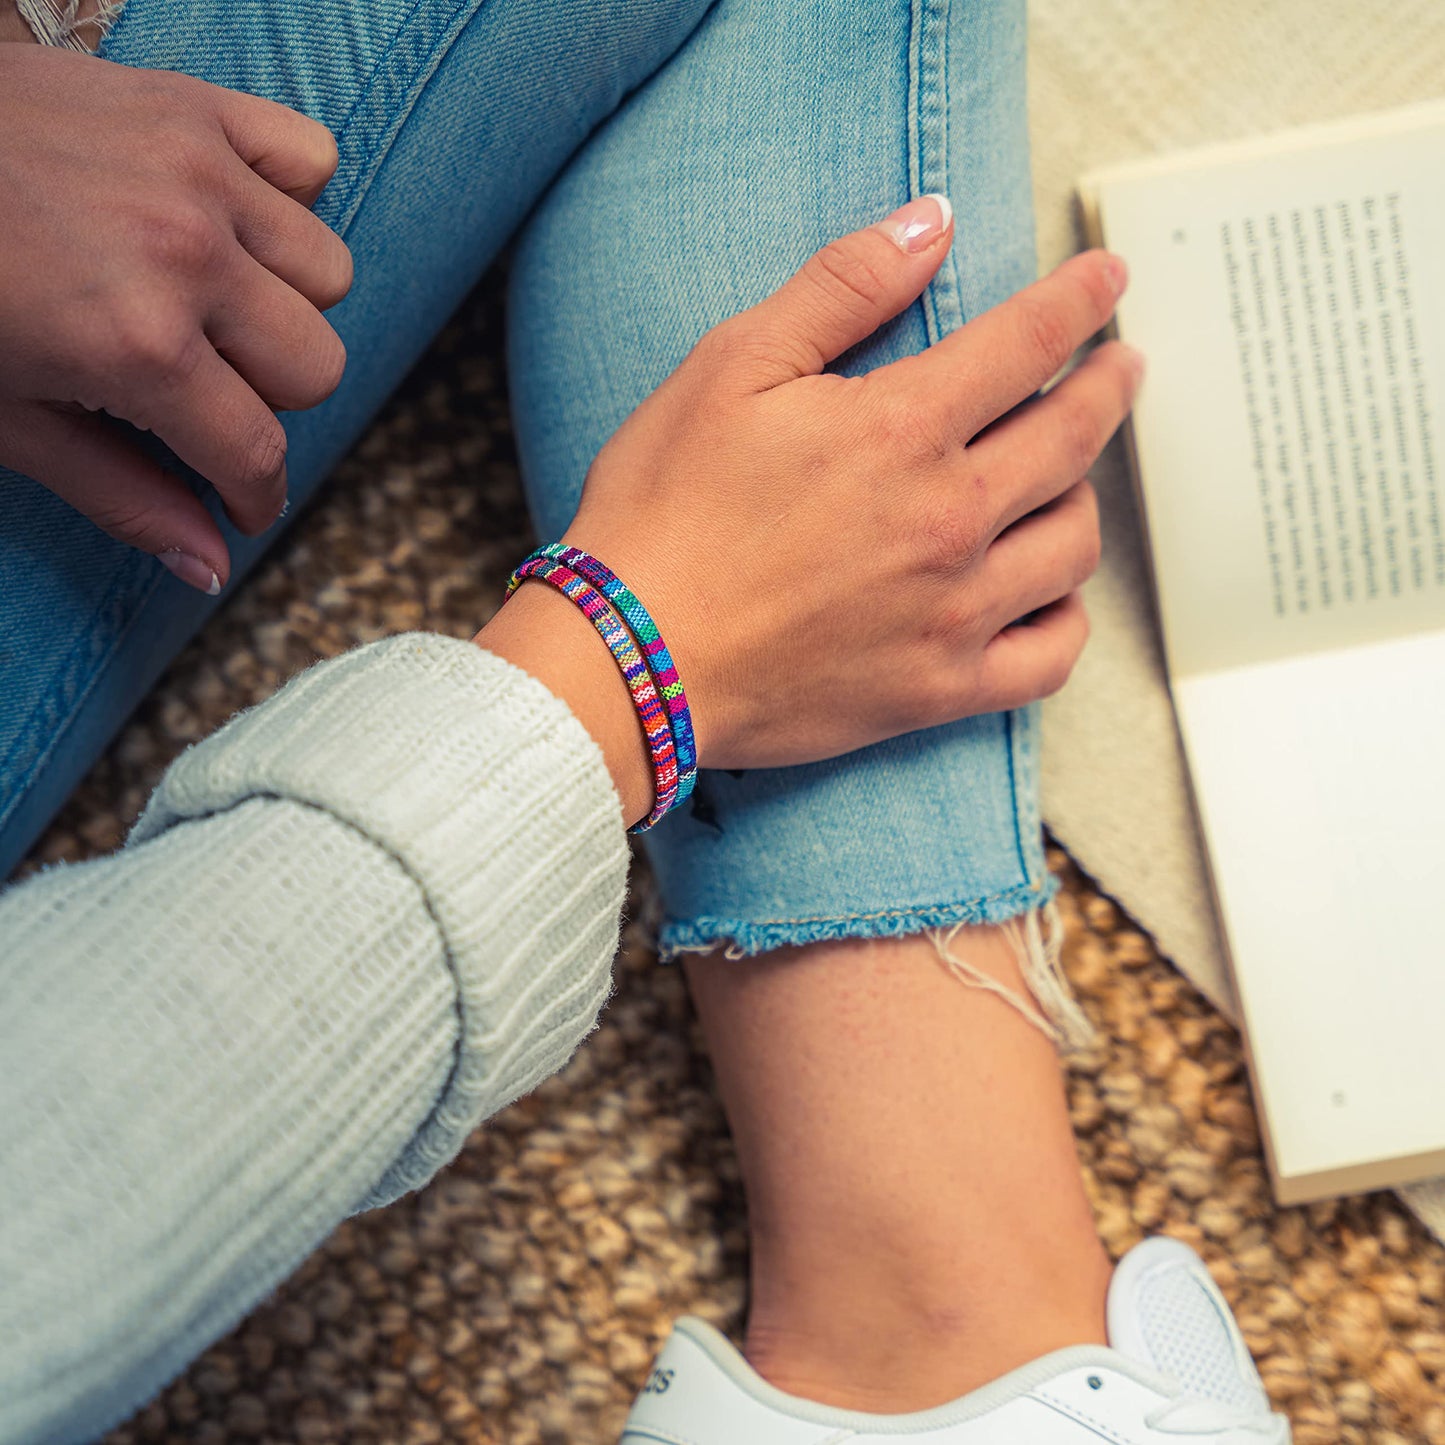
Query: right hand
559 195 1141 771
0 43 353 590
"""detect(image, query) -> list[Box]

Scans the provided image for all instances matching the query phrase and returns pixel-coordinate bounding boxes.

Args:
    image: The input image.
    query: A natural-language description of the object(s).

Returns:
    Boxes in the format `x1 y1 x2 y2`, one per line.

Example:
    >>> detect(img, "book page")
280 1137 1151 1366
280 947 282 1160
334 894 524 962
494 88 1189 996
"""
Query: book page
1173 634 1445 1195
1088 107 1445 678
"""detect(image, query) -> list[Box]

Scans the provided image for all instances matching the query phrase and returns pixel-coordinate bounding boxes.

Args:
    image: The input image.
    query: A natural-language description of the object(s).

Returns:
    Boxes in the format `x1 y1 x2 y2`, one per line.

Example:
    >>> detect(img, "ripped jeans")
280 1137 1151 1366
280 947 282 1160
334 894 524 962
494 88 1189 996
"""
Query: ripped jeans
0 0 1073 1036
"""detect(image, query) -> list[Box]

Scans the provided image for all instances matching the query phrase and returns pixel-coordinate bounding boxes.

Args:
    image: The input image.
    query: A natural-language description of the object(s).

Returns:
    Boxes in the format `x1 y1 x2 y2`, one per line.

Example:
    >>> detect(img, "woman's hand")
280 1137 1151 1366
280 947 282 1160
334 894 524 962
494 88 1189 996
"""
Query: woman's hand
548 196 1138 773
0 43 353 590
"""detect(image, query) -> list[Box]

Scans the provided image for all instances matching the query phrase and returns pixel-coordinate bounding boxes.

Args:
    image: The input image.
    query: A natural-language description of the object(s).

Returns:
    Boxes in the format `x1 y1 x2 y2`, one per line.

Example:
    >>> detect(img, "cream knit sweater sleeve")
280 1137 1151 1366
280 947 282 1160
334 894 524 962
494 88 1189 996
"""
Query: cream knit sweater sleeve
0 633 630 1445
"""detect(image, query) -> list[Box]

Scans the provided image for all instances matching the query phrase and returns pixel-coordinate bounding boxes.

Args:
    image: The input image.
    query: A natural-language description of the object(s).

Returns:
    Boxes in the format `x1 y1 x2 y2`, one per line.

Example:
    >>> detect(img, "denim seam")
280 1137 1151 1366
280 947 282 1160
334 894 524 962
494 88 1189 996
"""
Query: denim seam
0 553 161 835
1009 705 1041 884
912 0 955 348
911 0 1040 895
97 0 493 236
319 0 494 235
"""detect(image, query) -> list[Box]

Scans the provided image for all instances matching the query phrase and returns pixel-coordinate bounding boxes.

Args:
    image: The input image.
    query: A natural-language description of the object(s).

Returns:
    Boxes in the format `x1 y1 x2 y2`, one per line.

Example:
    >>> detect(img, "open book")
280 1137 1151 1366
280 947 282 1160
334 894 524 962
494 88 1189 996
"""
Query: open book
1079 101 1445 1204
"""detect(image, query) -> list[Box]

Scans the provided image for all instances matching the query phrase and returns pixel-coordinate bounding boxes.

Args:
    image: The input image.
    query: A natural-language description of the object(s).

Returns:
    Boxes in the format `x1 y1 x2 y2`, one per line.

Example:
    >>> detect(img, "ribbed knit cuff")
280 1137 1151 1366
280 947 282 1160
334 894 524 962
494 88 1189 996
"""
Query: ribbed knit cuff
132 633 630 1205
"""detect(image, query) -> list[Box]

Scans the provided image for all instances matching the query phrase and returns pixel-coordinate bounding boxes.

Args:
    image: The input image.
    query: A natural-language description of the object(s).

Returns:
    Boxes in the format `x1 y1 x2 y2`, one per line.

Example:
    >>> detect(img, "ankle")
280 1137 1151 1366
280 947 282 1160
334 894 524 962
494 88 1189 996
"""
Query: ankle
741 1241 1111 1412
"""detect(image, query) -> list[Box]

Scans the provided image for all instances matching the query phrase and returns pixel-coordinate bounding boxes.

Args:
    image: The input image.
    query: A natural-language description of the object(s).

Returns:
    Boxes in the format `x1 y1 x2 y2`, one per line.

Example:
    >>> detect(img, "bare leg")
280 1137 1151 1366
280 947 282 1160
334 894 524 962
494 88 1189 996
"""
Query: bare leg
685 922 1110 1414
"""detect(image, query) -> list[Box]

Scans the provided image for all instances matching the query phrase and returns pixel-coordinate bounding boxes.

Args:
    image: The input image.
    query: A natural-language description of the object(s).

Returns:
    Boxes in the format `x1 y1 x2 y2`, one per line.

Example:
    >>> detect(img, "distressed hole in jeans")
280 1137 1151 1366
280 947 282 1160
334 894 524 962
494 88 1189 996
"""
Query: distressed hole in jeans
14 0 123 50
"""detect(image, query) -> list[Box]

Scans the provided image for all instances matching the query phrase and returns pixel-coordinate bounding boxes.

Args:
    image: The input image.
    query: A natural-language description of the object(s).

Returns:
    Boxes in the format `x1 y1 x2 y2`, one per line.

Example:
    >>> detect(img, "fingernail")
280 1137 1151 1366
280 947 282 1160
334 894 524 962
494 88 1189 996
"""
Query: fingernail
876 193 953 253
1103 251 1129 296
1122 344 1146 382
158 550 222 596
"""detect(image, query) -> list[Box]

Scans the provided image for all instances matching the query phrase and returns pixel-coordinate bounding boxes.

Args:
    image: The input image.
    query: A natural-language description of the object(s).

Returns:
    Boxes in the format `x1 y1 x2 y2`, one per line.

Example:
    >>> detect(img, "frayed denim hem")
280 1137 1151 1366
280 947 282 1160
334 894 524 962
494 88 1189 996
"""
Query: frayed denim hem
16 0 123 49
657 873 1097 1055
656 875 1060 962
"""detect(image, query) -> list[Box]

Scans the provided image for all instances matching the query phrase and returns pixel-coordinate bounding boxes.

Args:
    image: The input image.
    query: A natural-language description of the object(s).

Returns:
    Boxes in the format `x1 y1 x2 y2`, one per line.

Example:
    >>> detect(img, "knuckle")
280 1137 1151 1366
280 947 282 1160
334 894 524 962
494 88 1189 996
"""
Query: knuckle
806 239 890 316
299 330 343 404
315 331 348 397
914 495 983 572
690 320 745 371
871 391 953 468
689 320 775 382
1048 608 1093 691
1108 347 1139 411
132 69 189 123
1037 646 1077 699
1061 481 1103 585
88 497 171 552
1075 523 1103 583
112 306 201 383
234 418 288 499
304 121 341 184
318 238 354 308
243 105 330 185
690 321 741 370
140 203 222 274
1073 252 1121 323
1017 294 1077 378
1055 392 1104 475
921 597 973 646
162 126 220 182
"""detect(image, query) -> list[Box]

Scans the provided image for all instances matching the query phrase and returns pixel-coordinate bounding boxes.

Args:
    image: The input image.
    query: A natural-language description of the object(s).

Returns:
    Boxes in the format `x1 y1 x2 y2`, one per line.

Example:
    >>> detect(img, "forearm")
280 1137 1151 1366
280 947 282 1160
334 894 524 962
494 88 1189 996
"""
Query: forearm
0 800 457 1443
0 633 630 1444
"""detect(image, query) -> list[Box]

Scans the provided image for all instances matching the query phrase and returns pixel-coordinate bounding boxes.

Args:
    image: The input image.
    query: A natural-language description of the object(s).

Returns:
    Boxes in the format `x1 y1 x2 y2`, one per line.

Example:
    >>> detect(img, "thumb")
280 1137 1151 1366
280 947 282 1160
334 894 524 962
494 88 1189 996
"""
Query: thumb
714 194 954 389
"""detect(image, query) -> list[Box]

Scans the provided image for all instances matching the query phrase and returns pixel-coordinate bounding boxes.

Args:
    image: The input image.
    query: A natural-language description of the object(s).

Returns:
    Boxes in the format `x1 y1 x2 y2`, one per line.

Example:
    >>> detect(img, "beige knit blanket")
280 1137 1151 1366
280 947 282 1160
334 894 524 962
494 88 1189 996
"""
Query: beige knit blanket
1028 0 1445 1240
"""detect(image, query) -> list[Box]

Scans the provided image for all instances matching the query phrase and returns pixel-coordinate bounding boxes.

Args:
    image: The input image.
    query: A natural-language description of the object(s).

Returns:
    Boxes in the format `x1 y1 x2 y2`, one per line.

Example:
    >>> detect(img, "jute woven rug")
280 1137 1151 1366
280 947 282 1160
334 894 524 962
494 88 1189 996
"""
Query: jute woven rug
18 3 1445 1440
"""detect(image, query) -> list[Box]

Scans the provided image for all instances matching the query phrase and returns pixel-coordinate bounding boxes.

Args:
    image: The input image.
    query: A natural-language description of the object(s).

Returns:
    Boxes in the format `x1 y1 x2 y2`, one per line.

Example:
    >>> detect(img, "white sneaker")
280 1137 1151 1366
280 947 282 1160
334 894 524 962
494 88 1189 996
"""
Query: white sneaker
620 1237 1291 1443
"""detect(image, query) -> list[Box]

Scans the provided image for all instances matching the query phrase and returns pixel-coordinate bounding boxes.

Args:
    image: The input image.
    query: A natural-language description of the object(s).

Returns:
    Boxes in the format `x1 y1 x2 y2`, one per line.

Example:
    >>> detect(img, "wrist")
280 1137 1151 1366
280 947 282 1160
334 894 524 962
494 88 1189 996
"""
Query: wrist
554 518 730 769
472 583 655 829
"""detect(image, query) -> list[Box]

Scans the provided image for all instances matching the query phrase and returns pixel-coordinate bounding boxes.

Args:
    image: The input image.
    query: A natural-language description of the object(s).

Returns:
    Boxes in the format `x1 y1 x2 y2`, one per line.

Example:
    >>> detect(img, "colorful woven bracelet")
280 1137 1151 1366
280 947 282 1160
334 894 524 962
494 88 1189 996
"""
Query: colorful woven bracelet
519 542 698 807
506 554 680 832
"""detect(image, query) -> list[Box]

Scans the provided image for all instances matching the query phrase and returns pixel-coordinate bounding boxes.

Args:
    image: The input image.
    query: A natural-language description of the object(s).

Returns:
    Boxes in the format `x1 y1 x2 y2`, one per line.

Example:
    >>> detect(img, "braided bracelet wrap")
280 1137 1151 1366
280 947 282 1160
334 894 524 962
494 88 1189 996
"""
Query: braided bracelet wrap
523 543 698 807
505 553 683 832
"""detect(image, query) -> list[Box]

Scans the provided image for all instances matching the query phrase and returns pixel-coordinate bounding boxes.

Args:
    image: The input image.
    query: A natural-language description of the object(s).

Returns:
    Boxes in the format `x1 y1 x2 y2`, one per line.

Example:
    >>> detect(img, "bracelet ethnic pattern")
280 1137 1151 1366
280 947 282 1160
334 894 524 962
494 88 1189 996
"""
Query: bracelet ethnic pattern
505 546 696 832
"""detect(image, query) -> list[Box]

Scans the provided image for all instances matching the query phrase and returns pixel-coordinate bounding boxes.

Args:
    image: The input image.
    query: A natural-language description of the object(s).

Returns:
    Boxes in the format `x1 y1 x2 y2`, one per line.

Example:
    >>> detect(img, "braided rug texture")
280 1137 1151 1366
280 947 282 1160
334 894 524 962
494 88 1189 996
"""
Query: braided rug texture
19 278 1445 1444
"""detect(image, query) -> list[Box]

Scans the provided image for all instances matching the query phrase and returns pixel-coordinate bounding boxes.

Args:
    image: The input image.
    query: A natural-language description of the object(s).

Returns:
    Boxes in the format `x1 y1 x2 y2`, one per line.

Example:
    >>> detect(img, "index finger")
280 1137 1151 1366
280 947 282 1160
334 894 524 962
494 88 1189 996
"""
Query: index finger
887 249 1127 442
206 83 340 207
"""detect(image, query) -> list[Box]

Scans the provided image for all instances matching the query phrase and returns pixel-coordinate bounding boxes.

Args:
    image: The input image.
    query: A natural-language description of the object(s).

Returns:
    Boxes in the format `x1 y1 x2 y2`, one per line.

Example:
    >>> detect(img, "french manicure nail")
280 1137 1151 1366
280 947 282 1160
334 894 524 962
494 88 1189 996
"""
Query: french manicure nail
877 193 953 253
158 549 222 596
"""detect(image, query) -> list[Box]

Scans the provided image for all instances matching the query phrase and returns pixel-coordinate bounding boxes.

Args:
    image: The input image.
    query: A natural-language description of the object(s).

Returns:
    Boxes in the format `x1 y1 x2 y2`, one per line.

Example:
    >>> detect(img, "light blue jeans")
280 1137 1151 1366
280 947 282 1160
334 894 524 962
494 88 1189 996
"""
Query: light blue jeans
0 0 1051 951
